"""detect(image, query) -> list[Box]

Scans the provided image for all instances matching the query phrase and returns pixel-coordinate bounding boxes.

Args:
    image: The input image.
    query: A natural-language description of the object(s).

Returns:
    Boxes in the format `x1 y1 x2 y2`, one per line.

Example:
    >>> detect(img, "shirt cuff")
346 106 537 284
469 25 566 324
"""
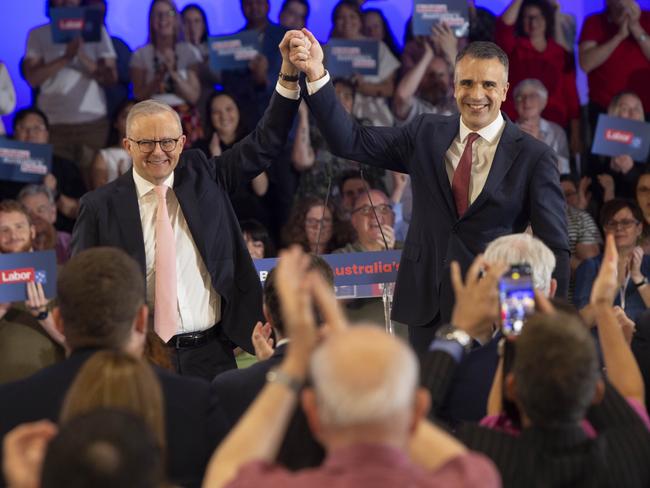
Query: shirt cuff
429 339 464 363
275 81 300 100
306 71 331 96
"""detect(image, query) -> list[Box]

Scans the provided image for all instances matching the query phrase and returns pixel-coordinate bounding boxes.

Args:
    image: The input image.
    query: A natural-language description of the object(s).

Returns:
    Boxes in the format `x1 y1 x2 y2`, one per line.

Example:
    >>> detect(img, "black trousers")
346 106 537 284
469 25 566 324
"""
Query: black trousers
168 328 236 382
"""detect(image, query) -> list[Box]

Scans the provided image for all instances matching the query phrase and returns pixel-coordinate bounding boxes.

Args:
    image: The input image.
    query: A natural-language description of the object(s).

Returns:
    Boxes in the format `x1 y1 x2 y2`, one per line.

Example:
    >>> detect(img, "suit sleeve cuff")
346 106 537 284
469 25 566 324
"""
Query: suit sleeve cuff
306 71 331 96
275 81 300 100
429 340 464 363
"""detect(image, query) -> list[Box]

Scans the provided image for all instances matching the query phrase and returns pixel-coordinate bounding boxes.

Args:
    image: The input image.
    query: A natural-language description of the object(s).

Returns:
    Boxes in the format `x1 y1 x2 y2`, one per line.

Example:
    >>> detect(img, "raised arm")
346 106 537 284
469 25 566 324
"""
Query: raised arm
393 41 433 121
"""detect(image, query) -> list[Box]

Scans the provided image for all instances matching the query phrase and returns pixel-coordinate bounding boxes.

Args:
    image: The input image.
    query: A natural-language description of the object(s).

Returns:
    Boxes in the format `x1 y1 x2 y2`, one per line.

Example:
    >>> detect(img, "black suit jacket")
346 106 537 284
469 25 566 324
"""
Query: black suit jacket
304 81 570 326
211 343 325 470
71 91 300 351
0 349 228 488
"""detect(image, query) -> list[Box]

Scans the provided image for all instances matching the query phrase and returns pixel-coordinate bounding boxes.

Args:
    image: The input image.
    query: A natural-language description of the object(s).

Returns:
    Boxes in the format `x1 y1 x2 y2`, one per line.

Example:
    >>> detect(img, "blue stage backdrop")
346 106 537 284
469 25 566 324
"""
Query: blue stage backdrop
1 0 650 131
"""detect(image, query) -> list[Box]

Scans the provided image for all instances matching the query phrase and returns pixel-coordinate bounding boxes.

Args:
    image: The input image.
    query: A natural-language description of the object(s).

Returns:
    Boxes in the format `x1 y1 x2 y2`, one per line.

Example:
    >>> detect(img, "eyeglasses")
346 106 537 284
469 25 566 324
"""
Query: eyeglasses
515 93 541 103
128 137 182 153
351 204 394 216
305 217 333 228
604 219 640 231
154 10 176 19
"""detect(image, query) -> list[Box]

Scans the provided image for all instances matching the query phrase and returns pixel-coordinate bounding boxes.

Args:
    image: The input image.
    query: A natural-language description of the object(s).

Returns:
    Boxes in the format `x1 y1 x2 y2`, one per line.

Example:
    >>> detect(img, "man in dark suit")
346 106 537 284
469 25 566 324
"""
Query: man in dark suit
72 33 303 379
0 248 227 488
289 33 569 354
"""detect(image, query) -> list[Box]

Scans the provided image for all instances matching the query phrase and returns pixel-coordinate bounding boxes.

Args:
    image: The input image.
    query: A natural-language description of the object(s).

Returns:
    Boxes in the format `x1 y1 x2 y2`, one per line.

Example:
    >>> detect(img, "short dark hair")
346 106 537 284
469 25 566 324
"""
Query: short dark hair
337 169 373 195
515 0 556 40
41 409 164 488
332 77 356 96
264 254 334 335
599 198 644 229
280 0 310 19
455 41 509 76
240 219 275 258
181 3 209 43
12 106 49 133
0 200 32 226
57 248 145 350
513 312 600 427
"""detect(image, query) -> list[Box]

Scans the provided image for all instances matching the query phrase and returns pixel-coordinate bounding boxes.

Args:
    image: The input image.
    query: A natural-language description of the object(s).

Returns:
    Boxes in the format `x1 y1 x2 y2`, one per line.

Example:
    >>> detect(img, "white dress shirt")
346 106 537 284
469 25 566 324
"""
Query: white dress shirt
444 114 506 206
133 169 220 334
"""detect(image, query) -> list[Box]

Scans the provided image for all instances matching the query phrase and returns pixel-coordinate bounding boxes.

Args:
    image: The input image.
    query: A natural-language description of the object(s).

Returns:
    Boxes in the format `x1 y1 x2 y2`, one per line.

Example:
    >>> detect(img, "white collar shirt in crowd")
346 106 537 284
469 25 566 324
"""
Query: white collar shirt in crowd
133 168 221 334
445 113 506 206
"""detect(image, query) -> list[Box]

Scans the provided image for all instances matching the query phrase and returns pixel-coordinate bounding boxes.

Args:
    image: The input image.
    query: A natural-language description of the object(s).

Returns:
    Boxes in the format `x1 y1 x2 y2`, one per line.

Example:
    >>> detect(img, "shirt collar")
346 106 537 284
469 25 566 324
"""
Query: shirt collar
132 168 174 199
459 111 505 144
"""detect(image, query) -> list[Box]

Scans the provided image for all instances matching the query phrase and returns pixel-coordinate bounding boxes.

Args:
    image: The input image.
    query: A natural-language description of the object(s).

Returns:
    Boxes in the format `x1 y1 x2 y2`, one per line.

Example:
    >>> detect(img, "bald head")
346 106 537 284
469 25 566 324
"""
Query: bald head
310 326 419 428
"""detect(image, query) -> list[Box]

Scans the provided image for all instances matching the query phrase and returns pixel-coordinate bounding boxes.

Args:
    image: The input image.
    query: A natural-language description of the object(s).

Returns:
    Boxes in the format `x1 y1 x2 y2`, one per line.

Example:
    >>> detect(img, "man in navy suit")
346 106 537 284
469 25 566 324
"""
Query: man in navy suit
289 33 569 354
72 32 303 379
0 248 227 488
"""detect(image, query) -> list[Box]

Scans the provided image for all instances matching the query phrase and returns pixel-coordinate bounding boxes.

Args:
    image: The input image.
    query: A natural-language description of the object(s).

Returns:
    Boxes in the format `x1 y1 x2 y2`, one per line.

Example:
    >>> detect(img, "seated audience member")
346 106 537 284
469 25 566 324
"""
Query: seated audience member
591 91 646 199
393 26 458 123
0 61 16 136
193 91 270 227
241 219 275 259
328 1 400 127
60 350 165 450
22 0 117 176
514 78 570 174
131 0 203 146
579 0 650 132
496 0 580 148
2 410 165 488
82 0 132 121
424 234 650 486
7 108 87 233
279 0 309 30
362 8 402 59
282 196 352 254
335 189 400 253
575 199 650 323
18 185 72 264
636 170 650 253
211 255 334 470
89 99 133 189
202 246 500 488
0 247 227 488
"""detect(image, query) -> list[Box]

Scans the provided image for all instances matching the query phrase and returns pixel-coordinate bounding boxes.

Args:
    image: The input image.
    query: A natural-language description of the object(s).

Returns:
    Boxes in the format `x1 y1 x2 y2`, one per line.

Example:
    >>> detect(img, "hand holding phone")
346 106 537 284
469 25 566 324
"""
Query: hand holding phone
499 264 535 336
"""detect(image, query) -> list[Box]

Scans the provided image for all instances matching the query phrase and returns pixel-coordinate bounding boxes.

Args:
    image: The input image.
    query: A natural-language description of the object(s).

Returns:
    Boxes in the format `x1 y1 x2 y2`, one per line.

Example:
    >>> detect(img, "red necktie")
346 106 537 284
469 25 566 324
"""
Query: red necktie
452 132 480 217
154 185 178 343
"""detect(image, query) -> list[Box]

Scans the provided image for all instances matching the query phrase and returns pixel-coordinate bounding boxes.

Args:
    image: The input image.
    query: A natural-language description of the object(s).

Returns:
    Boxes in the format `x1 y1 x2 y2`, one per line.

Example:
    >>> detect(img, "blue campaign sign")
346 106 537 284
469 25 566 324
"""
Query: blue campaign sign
208 30 260 72
412 0 470 37
0 250 57 302
254 250 402 299
0 138 51 184
325 39 380 77
592 114 650 162
50 7 103 43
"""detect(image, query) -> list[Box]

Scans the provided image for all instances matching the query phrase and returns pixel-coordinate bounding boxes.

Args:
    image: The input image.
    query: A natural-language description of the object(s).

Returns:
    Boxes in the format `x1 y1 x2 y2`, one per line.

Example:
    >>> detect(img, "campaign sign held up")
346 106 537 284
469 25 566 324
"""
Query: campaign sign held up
208 30 260 72
592 114 650 162
0 251 57 302
412 0 470 37
50 7 103 43
0 138 51 184
325 39 379 77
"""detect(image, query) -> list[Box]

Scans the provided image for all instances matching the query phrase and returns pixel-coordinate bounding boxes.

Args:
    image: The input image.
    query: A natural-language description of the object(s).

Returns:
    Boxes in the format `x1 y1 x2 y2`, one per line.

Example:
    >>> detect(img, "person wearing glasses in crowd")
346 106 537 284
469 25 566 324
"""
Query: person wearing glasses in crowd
575 199 650 324
71 31 303 380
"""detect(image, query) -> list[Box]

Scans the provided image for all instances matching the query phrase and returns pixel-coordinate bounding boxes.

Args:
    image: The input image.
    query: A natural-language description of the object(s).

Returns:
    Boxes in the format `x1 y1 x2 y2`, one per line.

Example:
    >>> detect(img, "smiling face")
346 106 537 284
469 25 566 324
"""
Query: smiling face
304 205 333 250
363 11 384 41
151 1 177 39
21 192 57 226
604 207 642 251
515 85 546 120
521 5 546 39
454 55 509 131
279 0 307 29
210 94 240 139
637 174 650 222
0 211 34 254
14 113 49 144
334 4 362 39
124 111 185 186
613 93 645 121
350 190 394 247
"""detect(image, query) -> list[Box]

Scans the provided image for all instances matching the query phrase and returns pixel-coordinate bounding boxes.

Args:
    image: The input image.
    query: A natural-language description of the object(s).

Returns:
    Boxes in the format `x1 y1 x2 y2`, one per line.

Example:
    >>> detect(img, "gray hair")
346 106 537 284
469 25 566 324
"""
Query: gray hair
125 100 182 137
309 326 419 428
484 233 556 296
514 78 548 103
17 184 56 205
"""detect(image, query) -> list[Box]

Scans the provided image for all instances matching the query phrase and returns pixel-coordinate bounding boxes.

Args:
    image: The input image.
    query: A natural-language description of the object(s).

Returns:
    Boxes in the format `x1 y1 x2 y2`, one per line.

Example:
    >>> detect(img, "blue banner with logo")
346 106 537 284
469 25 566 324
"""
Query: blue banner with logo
50 6 103 43
412 0 470 37
0 250 57 302
0 138 51 184
208 30 261 72
254 250 401 299
325 39 379 77
592 114 650 162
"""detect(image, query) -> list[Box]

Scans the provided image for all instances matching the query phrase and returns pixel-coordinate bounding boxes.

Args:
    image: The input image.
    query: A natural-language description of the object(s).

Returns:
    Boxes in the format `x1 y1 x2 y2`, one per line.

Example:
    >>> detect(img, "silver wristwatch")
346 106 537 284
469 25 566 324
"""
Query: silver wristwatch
435 324 473 351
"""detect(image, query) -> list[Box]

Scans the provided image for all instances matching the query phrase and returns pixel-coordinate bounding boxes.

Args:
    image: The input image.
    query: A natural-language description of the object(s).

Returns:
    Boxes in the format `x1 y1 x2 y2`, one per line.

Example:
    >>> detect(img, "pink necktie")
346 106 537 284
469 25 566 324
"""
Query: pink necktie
154 185 178 343
452 132 480 217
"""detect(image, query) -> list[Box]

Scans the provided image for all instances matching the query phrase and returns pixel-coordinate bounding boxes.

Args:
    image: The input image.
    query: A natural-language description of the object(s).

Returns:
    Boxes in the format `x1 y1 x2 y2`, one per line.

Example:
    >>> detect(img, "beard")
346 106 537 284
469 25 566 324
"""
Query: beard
0 238 32 254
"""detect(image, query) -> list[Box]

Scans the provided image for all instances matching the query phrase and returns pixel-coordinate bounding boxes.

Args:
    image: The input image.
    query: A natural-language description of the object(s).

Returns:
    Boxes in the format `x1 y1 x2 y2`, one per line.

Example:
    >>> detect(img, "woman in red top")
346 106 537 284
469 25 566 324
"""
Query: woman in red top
496 0 579 150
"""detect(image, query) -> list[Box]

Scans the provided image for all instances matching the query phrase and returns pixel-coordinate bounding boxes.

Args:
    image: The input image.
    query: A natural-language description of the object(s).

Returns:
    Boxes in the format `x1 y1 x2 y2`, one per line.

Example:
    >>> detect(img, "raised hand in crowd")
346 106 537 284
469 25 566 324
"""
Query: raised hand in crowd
577 176 592 210
2 420 57 488
611 154 635 174
26 281 64 347
597 173 615 202
251 321 274 361
430 22 458 64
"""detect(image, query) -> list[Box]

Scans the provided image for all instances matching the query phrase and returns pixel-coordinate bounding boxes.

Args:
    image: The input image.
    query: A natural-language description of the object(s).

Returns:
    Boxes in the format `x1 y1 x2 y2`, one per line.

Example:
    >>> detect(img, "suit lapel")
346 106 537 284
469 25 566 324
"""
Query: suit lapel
173 161 209 268
433 115 461 219
112 171 146 275
463 117 521 220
